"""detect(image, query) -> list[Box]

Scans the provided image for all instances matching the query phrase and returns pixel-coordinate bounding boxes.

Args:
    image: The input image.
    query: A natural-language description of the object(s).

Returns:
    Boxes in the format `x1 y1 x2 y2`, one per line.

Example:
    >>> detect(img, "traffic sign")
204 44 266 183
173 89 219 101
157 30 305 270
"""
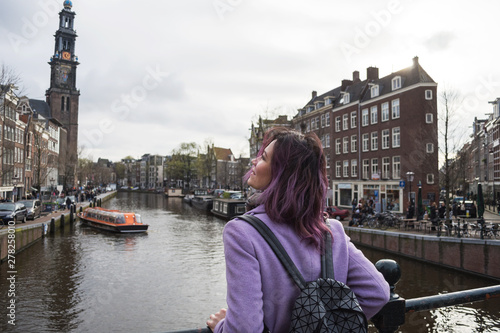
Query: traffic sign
399 180 405 188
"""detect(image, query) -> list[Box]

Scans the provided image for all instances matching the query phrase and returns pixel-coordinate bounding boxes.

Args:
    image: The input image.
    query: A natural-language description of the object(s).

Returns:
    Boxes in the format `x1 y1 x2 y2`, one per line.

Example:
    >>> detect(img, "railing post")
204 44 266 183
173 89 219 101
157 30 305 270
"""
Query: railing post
371 259 405 333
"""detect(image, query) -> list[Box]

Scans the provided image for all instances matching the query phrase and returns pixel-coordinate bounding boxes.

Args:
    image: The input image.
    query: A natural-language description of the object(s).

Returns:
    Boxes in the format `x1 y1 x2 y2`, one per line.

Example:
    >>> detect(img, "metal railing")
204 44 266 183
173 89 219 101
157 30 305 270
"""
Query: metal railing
164 259 500 333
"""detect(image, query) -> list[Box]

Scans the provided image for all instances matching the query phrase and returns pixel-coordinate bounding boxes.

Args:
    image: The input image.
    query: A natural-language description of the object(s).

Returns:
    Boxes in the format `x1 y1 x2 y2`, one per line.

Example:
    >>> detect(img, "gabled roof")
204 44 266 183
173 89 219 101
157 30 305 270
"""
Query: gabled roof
298 57 436 114
29 99 51 118
213 147 233 161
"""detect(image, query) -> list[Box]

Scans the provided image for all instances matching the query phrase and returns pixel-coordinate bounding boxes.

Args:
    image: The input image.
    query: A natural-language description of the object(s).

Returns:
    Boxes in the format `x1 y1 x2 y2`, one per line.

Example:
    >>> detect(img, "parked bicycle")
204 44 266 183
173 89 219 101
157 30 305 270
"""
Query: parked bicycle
367 211 402 230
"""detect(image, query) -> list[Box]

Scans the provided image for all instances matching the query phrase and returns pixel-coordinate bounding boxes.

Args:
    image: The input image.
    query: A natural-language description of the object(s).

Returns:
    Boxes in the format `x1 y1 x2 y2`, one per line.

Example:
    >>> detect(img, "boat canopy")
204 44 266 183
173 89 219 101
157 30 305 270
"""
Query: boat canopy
85 208 130 224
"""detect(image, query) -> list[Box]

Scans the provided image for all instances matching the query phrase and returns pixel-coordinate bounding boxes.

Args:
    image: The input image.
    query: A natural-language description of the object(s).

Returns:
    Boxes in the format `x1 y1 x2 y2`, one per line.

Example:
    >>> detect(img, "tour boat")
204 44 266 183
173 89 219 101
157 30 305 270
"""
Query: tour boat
78 207 149 233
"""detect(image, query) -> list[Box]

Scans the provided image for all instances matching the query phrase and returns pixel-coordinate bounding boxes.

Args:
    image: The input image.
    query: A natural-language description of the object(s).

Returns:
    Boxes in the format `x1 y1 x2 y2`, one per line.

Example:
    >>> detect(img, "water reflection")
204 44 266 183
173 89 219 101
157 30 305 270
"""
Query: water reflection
0 192 498 333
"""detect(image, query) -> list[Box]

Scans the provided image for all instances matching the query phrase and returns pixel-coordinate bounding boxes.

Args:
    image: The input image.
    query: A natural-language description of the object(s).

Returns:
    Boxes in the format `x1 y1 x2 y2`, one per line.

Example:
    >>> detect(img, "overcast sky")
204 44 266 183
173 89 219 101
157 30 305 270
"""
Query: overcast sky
1 0 499 162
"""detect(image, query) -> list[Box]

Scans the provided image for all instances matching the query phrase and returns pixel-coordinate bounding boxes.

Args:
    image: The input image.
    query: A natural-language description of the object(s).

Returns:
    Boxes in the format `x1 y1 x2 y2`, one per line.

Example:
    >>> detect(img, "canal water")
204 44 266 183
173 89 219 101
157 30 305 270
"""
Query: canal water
1 192 499 333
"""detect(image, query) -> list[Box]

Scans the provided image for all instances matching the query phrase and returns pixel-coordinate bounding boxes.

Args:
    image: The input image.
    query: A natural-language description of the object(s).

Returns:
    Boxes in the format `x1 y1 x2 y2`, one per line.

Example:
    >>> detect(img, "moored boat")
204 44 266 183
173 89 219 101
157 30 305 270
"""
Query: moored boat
191 195 214 211
211 197 246 220
78 207 149 233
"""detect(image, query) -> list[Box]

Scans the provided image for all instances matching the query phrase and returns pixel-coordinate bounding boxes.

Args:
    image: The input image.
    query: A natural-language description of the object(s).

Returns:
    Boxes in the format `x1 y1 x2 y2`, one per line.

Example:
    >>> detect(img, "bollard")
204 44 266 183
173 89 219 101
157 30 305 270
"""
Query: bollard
372 259 405 333
79 206 83 214
50 217 55 233
70 205 74 224
60 214 65 228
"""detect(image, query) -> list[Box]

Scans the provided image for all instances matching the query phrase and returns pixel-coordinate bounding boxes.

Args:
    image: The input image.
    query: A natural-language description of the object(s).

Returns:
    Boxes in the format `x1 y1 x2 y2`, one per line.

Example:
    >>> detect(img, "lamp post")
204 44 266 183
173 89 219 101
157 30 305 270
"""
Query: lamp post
50 177 55 202
406 171 415 202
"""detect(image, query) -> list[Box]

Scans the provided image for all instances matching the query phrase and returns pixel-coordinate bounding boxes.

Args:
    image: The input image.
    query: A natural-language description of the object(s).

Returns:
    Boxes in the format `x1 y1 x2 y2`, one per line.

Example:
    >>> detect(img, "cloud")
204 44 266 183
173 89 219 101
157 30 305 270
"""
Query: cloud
424 31 456 52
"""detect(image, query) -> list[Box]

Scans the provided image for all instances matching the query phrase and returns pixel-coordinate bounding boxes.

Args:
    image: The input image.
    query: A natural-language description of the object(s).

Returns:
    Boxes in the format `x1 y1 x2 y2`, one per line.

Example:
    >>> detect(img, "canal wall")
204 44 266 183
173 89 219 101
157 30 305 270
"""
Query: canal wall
0 191 117 263
345 227 500 280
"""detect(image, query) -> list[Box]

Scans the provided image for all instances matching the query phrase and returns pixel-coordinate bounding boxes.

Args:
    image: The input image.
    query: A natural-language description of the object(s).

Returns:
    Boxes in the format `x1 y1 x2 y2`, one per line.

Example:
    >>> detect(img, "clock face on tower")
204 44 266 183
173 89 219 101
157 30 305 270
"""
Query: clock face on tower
62 51 71 60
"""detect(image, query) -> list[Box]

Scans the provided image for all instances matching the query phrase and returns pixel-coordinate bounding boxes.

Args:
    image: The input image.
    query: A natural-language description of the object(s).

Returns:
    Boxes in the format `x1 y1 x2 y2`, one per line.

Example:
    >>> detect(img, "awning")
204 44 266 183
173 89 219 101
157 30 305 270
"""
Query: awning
31 187 38 192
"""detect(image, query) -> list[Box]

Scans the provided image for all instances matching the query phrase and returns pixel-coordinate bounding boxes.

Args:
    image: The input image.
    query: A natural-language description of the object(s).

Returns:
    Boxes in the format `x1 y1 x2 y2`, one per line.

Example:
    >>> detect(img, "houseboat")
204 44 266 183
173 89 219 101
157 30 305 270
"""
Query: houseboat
211 197 247 220
191 195 214 211
165 188 184 198
183 189 209 205
78 207 149 233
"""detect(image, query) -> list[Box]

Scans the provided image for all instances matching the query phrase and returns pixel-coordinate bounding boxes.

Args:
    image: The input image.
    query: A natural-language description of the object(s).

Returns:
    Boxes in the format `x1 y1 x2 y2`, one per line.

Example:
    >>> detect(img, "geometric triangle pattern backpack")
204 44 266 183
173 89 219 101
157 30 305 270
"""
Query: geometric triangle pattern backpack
237 215 368 333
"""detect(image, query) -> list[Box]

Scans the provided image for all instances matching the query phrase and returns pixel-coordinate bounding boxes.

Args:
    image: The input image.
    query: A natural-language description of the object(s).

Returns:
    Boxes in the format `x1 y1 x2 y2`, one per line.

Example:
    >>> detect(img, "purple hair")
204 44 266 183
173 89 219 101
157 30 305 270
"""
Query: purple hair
245 127 331 249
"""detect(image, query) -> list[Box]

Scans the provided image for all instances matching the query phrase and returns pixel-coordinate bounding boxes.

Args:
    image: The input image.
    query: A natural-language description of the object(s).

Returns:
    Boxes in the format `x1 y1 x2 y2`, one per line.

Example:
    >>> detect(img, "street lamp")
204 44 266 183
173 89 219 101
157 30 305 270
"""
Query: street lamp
50 177 55 201
406 171 415 202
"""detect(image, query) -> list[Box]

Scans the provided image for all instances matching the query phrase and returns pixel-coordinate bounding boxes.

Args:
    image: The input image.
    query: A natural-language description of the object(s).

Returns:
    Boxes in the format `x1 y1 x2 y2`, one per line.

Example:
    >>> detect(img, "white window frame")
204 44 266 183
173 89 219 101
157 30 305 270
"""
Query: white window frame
427 173 434 184
335 116 341 132
362 133 369 152
371 158 378 176
382 157 390 179
426 113 433 123
382 129 390 149
392 156 401 179
343 114 349 130
381 102 389 122
392 99 400 119
425 90 433 100
325 134 330 148
351 159 357 177
343 160 349 177
370 106 378 124
371 85 379 98
362 108 369 126
350 111 357 128
362 159 370 179
343 137 349 154
392 127 400 148
426 143 434 153
351 135 357 152
336 161 341 177
325 112 330 127
335 138 341 155
371 131 378 151
392 76 401 90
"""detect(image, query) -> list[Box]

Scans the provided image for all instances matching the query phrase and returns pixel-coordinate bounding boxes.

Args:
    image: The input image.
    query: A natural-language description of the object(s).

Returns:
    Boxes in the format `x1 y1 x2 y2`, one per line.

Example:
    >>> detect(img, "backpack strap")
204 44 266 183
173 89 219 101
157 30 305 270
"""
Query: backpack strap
237 215 335 287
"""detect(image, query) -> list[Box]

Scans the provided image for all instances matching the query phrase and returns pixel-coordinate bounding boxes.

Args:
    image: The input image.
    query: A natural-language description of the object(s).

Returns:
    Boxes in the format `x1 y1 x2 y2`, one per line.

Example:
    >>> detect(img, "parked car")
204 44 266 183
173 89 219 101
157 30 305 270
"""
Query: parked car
17 199 42 220
326 206 350 220
0 202 28 224
56 197 66 209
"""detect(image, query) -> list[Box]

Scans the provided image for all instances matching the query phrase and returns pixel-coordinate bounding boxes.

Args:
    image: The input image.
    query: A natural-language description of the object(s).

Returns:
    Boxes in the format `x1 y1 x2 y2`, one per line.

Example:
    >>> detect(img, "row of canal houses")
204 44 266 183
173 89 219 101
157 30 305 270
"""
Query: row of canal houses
0 84 68 201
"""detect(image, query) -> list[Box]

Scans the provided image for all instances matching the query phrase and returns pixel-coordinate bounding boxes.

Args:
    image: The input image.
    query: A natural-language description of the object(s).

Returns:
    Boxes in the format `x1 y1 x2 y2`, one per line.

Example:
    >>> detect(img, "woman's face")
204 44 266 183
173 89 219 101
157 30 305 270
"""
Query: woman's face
248 140 276 190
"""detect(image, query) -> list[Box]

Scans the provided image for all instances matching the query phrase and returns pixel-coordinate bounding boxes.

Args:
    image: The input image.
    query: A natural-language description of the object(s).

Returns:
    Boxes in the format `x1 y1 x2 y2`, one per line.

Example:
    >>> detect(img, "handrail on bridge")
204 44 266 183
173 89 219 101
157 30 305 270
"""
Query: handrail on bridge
164 259 500 333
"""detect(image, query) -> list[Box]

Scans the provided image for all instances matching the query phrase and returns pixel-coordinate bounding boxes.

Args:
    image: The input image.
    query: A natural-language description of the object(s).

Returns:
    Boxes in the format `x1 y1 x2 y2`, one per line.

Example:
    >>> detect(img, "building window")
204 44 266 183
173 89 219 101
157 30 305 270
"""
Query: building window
343 114 349 130
392 127 400 148
392 76 401 90
325 134 330 148
350 111 357 128
381 102 389 122
382 129 390 149
351 159 357 177
426 113 433 123
427 173 434 184
371 131 378 151
362 134 369 152
325 112 330 127
362 108 369 126
392 156 401 179
336 161 341 177
326 154 330 168
382 157 390 179
335 116 341 132
392 99 400 119
321 114 325 128
363 159 370 179
341 92 350 104
426 143 434 153
343 161 349 177
425 90 433 100
371 158 379 176
371 85 379 98
351 135 357 152
343 137 349 154
335 139 341 154
370 106 378 124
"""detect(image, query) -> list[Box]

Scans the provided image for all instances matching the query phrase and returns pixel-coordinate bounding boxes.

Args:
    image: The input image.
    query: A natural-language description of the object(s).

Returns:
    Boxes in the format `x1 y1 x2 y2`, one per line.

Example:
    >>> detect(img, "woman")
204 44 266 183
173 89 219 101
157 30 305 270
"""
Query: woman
207 128 389 332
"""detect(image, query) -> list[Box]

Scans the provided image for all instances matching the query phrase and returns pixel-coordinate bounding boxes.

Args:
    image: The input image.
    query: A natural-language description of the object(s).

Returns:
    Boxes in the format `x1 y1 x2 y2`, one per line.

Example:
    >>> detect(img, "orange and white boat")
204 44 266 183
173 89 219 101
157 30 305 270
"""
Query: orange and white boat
78 207 148 233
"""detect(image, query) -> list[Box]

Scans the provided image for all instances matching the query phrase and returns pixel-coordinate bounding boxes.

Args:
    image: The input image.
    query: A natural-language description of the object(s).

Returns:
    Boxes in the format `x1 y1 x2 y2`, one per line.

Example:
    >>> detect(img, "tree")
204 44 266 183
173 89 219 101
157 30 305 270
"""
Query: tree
166 142 199 189
439 88 466 220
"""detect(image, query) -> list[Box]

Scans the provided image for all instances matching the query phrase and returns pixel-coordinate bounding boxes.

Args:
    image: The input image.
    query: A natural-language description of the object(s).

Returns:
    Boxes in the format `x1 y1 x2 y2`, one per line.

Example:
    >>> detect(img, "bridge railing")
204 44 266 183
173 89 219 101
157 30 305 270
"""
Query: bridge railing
163 259 500 333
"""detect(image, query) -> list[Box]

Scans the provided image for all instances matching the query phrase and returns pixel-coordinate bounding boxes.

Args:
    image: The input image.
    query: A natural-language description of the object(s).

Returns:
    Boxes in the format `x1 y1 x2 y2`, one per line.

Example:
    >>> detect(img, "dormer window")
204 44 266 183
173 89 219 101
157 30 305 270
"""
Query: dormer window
307 106 314 113
315 102 324 110
325 97 334 105
392 76 401 90
370 84 379 98
340 92 350 105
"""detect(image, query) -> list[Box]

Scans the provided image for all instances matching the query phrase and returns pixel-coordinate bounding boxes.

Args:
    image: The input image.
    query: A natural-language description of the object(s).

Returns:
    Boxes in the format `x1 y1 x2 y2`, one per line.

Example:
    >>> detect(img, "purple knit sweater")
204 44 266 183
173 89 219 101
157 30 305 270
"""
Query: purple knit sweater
214 204 390 333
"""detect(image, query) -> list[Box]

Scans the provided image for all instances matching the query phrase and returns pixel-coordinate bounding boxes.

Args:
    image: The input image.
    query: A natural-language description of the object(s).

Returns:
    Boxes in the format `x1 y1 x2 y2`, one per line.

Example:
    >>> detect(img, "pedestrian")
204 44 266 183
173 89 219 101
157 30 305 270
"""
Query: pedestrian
66 196 72 210
351 197 357 213
206 127 389 332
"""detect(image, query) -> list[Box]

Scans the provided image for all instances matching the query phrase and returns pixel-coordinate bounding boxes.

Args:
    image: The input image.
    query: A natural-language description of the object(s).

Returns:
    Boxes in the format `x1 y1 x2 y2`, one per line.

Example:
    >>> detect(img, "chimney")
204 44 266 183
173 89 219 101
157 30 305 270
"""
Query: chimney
312 91 317 99
341 79 353 92
353 70 360 82
367 67 379 81
413 56 419 67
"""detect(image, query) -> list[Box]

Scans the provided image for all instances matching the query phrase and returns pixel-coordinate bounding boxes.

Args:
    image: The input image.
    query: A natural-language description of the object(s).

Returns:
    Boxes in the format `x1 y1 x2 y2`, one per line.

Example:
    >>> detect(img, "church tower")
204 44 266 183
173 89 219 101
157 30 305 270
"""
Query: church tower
46 0 80 185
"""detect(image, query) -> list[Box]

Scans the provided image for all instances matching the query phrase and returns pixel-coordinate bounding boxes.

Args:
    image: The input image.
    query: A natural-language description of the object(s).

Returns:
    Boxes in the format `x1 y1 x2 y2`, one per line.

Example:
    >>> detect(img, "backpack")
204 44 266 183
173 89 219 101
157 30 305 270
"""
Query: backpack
238 214 367 333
